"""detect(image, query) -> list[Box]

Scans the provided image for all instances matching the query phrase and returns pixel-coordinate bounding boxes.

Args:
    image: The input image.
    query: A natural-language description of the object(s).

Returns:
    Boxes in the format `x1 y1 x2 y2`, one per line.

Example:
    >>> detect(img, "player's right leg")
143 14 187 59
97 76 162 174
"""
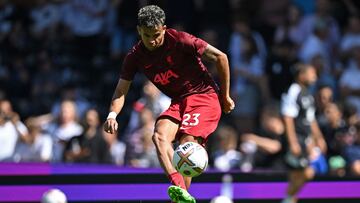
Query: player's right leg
178 134 203 189
167 134 202 203
152 117 186 188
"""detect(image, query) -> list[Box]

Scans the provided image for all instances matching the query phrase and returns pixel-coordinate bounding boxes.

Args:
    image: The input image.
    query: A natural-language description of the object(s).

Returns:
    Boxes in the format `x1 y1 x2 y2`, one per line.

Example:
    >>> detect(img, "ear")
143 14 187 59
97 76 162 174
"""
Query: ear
137 26 141 35
163 25 167 34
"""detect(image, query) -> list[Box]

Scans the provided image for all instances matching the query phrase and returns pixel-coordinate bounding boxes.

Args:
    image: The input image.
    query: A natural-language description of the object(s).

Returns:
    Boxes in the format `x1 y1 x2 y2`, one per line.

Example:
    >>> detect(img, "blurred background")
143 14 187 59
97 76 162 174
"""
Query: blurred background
1 0 360 202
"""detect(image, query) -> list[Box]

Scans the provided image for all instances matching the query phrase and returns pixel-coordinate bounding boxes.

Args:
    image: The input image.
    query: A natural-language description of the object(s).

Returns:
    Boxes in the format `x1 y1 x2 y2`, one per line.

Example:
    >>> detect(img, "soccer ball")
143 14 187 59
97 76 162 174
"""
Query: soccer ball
41 189 67 203
172 142 208 177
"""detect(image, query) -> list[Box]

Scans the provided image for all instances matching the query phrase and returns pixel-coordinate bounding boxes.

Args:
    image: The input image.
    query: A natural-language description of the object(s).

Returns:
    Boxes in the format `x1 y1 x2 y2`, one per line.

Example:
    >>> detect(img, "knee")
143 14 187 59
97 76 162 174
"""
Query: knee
304 167 315 180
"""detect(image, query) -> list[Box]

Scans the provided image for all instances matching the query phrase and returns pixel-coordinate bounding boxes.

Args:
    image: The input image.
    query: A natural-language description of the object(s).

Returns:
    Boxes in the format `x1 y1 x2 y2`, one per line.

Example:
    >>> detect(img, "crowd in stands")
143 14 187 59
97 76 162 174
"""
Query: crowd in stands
1 0 360 177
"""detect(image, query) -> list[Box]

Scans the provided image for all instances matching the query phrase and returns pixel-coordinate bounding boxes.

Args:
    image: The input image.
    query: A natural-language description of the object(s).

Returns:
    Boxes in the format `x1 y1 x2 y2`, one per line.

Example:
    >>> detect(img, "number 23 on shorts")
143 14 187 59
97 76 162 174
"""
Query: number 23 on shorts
182 113 200 127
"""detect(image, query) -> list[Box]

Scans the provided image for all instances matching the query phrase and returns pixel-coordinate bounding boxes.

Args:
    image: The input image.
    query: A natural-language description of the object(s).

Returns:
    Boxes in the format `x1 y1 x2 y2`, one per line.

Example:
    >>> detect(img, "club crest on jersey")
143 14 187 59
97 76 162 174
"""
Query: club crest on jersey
166 55 174 65
154 69 179 85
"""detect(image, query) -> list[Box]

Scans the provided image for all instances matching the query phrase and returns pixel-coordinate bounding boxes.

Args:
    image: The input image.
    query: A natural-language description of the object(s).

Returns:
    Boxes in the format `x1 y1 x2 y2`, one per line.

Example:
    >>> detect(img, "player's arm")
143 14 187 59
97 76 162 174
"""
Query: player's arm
104 79 132 134
283 115 301 156
310 120 327 154
242 133 281 154
201 44 235 114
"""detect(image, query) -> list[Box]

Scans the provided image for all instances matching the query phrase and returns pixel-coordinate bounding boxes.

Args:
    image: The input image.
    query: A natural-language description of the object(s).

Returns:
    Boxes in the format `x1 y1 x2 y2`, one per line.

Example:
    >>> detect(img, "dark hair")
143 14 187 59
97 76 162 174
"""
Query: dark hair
138 5 165 28
291 63 312 78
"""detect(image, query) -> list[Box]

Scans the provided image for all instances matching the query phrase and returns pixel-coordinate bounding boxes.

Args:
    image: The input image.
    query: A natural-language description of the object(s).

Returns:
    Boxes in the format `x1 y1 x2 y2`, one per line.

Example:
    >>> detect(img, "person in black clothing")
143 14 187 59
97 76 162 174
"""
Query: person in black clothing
265 40 298 100
241 102 287 171
280 63 327 203
64 109 110 163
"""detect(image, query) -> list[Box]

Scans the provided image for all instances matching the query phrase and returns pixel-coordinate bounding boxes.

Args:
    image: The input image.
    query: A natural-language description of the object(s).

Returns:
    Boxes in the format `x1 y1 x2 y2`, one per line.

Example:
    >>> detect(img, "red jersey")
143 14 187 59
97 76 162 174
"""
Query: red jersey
120 28 218 100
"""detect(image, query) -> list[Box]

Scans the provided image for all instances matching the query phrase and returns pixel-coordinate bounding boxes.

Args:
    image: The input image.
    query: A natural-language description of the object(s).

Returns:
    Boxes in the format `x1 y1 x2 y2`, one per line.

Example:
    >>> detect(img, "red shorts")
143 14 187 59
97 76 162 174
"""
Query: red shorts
159 92 222 142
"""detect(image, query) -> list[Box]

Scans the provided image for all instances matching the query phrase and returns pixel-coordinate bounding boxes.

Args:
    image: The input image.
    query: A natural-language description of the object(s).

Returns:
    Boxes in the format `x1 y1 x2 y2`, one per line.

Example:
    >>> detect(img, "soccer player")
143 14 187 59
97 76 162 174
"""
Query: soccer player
103 5 235 203
281 63 327 203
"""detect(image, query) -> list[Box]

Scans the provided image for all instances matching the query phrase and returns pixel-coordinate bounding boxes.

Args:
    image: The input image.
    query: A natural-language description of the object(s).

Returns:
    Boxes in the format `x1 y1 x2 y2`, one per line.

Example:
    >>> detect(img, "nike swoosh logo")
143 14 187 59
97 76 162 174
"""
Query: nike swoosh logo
144 65 152 69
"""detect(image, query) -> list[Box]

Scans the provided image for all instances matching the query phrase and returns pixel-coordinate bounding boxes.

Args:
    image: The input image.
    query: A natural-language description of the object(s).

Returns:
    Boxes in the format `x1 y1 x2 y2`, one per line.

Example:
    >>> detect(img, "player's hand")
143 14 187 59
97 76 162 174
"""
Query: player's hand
221 96 235 114
103 118 118 134
290 143 302 157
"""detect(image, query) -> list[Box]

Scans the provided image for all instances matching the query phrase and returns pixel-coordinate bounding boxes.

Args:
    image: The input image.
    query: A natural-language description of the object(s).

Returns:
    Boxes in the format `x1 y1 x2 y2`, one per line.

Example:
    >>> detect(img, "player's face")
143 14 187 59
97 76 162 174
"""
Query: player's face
137 25 166 51
304 66 317 85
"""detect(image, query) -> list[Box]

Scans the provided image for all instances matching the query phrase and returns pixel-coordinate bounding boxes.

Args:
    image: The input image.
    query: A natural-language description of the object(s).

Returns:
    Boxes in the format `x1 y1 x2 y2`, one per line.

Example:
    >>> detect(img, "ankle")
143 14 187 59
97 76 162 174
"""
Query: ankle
168 172 186 189
282 195 296 203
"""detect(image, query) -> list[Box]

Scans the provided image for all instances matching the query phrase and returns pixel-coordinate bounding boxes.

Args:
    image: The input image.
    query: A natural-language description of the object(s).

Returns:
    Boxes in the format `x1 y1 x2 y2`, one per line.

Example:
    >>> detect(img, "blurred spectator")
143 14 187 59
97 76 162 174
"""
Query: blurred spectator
256 0 289 46
266 40 298 100
199 28 221 79
61 0 108 38
31 52 61 114
109 0 140 59
128 127 159 168
299 19 331 69
0 0 15 41
343 102 360 126
0 99 28 161
336 124 360 176
125 80 170 137
228 18 267 67
231 36 270 133
7 56 31 114
127 106 159 168
63 109 110 163
298 0 340 54
319 103 346 157
102 130 126 166
13 118 52 162
309 55 337 95
212 125 241 172
274 4 304 46
51 84 91 119
241 102 286 171
340 15 360 60
40 100 83 162
0 99 28 134
61 0 109 61
315 85 334 126
29 0 60 39
339 47 360 116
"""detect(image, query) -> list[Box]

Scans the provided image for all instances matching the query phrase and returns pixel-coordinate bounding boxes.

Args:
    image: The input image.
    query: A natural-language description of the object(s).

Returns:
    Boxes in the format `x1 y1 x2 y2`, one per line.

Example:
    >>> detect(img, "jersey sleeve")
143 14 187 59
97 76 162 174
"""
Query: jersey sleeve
120 52 138 81
281 84 301 118
178 31 208 56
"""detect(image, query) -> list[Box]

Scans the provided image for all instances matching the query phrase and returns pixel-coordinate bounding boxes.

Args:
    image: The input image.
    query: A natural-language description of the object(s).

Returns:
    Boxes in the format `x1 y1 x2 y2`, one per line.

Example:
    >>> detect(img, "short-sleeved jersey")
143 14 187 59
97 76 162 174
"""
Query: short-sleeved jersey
281 83 316 138
120 28 218 99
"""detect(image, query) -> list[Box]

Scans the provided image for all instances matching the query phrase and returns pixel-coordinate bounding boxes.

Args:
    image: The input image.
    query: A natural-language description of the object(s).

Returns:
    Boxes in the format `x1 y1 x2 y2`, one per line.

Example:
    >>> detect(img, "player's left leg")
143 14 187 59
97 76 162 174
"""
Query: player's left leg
284 167 315 203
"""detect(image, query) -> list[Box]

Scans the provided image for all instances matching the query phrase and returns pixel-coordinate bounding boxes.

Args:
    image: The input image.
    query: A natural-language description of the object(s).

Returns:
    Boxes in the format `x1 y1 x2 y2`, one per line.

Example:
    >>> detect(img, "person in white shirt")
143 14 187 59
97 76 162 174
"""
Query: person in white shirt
41 100 83 162
0 99 28 161
13 118 52 162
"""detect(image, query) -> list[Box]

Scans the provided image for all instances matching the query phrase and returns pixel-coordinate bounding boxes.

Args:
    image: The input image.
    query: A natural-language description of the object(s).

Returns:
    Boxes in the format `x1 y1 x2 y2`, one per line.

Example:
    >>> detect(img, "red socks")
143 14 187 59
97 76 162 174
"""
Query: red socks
168 172 186 189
